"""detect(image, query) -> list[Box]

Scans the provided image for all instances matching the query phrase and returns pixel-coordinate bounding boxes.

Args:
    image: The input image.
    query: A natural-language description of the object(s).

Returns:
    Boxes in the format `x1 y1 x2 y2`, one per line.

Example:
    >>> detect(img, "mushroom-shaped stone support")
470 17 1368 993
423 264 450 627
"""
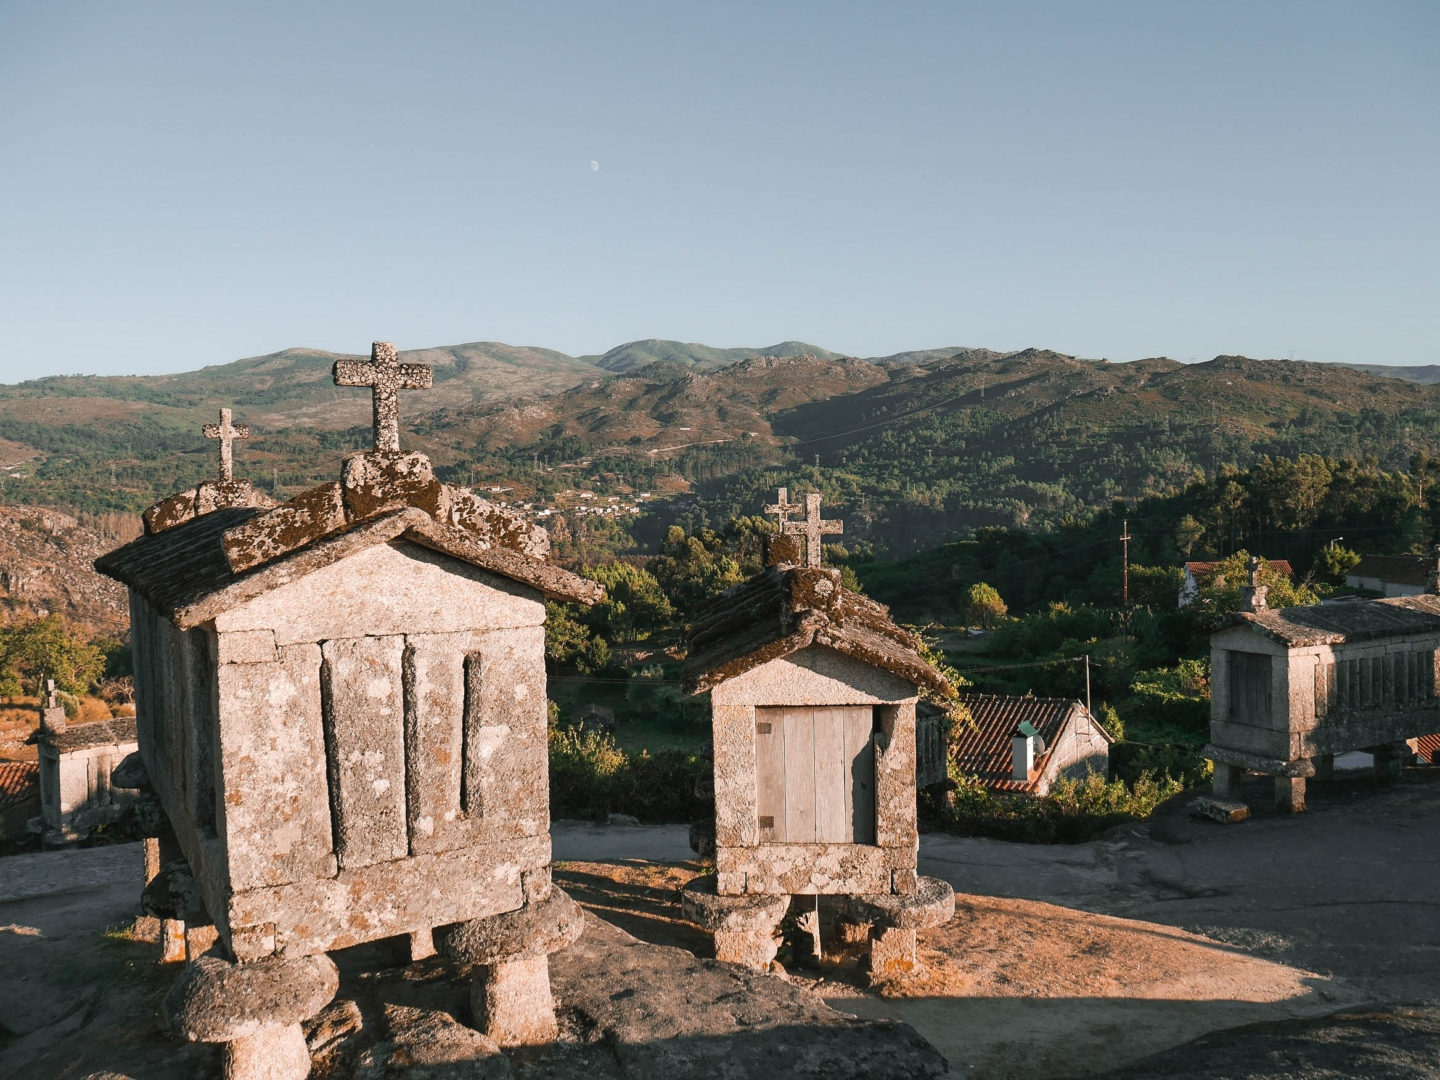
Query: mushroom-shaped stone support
436 887 584 1048
846 876 955 986
165 953 339 1080
681 874 791 971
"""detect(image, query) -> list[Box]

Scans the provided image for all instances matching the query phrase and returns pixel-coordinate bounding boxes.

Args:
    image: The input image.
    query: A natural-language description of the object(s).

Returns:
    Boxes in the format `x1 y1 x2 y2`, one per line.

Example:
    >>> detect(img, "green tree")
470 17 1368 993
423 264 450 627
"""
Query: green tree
647 526 744 617
1192 550 1319 619
583 562 674 642
963 582 1008 628
1313 543 1361 584
0 615 105 698
1174 514 1206 558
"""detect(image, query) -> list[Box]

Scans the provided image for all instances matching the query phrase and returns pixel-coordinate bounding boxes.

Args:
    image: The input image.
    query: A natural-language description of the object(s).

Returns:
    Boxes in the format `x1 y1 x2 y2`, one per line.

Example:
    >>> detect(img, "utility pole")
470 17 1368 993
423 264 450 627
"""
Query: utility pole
1085 654 1092 716
1120 518 1132 640
1120 518 1132 610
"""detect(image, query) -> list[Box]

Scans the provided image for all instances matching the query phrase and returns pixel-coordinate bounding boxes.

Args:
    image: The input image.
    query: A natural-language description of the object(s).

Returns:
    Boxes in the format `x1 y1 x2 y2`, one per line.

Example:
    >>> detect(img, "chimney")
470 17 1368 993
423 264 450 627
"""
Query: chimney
1240 555 1268 613
1011 721 1037 782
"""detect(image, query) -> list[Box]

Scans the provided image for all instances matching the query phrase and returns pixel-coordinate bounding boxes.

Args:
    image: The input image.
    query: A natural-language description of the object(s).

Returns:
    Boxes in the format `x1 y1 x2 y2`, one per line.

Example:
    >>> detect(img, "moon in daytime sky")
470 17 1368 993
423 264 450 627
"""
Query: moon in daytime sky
590 160 600 172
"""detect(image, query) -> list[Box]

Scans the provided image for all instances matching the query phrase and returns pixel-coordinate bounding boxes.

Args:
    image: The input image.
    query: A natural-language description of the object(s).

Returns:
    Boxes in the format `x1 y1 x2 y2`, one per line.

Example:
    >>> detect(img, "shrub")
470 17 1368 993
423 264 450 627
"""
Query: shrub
547 723 711 823
942 765 1183 844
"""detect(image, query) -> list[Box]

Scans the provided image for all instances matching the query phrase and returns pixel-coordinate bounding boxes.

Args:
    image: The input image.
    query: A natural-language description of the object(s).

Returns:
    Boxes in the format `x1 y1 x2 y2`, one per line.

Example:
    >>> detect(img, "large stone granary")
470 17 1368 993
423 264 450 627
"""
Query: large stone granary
680 495 955 983
96 344 600 1075
1206 557 1440 814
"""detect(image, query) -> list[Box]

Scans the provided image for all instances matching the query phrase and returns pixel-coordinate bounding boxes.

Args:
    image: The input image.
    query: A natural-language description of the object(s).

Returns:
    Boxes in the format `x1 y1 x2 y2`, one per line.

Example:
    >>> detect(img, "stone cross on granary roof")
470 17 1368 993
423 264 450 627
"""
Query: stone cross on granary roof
45 678 56 709
783 492 843 568
764 487 799 530
202 408 249 483
333 341 433 454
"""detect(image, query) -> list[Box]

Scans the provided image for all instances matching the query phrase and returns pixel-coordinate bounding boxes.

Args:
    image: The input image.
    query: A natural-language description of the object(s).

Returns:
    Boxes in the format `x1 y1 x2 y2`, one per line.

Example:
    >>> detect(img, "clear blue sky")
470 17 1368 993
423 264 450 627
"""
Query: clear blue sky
2 1 1436 379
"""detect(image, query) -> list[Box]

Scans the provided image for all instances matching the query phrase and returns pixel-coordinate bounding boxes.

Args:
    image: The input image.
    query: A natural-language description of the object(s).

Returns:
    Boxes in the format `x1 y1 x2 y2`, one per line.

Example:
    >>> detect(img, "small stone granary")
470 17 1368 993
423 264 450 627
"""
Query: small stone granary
1204 554 1440 817
680 493 955 984
96 343 601 1078
26 679 138 845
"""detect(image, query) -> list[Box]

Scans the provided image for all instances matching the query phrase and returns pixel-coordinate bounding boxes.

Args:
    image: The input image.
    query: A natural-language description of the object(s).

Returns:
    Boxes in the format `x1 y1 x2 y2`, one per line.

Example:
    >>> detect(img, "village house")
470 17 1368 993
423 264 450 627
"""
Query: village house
0 760 39 843
96 344 601 1078
1204 556 1440 817
950 693 1112 795
1179 558 1293 608
680 491 955 985
26 680 137 846
1345 553 1431 597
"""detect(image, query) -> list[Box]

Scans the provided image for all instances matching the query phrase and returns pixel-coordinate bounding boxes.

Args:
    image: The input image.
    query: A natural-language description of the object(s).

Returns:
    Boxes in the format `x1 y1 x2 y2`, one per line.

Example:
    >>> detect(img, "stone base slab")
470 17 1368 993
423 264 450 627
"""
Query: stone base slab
437 887 584 967
1191 796 1252 824
846 877 955 931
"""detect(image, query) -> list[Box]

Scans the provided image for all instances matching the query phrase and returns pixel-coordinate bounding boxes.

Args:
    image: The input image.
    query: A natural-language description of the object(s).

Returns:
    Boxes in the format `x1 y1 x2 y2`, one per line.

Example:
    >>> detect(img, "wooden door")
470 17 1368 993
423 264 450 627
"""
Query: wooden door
755 706 875 844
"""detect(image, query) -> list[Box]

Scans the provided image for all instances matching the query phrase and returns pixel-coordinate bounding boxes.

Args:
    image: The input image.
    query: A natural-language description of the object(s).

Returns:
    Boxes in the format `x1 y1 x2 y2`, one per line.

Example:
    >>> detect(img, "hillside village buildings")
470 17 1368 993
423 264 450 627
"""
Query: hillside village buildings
952 693 1112 795
96 344 601 1077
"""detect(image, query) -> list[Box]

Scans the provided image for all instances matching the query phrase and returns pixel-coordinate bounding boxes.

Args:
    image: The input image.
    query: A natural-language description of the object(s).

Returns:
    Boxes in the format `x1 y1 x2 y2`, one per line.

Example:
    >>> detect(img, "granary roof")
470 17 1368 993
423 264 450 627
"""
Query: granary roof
31 716 138 754
0 761 38 812
98 502 601 629
1225 594 1440 647
681 564 951 697
951 693 1108 794
1348 554 1431 587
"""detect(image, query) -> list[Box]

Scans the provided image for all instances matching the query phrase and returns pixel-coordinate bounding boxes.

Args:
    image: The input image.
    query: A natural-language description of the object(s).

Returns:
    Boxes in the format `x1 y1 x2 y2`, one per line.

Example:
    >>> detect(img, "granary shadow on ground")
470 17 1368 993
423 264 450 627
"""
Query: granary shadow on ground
553 858 713 955
835 988 1354 1080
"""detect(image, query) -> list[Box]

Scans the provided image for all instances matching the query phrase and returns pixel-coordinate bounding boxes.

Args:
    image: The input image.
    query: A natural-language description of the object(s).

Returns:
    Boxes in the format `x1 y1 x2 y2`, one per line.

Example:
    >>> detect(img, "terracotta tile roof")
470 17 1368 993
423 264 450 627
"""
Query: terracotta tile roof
34 716 138 754
951 694 1102 794
1415 733 1440 763
682 565 951 697
1227 594 1440 647
1349 554 1431 587
0 761 38 811
1185 559 1294 578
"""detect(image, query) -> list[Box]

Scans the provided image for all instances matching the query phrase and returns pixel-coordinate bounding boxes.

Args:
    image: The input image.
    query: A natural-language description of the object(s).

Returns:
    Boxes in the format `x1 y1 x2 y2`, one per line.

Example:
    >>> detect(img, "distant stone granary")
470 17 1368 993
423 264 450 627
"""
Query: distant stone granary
680 495 955 984
1205 555 1440 816
26 680 138 845
950 693 1112 795
96 343 601 1078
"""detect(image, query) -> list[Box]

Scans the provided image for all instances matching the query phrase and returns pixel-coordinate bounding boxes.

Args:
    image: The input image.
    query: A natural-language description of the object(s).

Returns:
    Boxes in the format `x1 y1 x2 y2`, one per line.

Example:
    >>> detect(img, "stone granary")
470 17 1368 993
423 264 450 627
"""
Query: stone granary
96 343 601 1078
1205 556 1440 816
27 679 138 845
680 494 955 984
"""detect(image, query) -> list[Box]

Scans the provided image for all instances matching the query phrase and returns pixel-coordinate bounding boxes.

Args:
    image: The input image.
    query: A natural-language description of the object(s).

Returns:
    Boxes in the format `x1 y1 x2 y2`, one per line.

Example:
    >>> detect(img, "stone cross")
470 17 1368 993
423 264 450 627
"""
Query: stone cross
1247 555 1262 589
783 493 843 568
333 341 433 454
45 678 56 709
202 408 249 483
764 487 799 531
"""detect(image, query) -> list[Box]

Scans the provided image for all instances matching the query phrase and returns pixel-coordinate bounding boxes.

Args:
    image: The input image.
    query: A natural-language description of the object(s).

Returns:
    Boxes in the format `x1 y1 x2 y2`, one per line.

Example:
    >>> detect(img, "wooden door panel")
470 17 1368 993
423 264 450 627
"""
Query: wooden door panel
756 705 877 844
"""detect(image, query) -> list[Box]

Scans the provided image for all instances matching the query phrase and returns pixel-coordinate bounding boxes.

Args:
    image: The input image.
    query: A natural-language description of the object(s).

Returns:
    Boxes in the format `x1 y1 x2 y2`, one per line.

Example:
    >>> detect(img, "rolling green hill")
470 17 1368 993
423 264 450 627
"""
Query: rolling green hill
7 340 1440 562
579 338 842 372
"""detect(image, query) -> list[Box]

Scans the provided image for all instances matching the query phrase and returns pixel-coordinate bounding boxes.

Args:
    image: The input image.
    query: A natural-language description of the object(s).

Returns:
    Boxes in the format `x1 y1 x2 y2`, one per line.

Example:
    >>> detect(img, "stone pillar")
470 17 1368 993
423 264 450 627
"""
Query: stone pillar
436 888 585 1048
471 953 557 1046
1275 775 1306 813
847 877 956 989
165 953 338 1080
1374 742 1410 785
185 924 220 961
681 874 790 971
1212 763 1245 800
1312 753 1335 781
134 835 163 943
405 927 436 963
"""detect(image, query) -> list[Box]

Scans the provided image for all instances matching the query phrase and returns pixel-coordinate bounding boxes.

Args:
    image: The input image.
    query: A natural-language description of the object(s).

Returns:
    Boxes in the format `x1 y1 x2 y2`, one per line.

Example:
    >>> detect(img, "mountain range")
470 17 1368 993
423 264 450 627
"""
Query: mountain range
4 340 1440 550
